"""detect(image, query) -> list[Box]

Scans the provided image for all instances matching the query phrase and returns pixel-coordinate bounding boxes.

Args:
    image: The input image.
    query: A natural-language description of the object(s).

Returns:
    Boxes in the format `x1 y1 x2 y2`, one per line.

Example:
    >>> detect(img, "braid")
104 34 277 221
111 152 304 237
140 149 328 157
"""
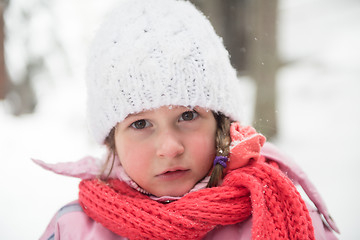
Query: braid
206 113 231 188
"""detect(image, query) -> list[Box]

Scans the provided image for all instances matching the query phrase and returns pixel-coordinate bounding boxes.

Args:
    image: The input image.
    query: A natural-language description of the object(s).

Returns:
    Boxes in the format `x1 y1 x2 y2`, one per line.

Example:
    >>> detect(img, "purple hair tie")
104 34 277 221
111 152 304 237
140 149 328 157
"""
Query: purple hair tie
214 156 228 168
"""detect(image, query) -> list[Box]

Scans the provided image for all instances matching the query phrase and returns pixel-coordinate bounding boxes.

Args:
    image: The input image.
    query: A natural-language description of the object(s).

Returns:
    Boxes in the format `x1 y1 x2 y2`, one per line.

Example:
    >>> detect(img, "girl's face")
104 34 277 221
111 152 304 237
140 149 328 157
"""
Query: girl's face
114 106 217 197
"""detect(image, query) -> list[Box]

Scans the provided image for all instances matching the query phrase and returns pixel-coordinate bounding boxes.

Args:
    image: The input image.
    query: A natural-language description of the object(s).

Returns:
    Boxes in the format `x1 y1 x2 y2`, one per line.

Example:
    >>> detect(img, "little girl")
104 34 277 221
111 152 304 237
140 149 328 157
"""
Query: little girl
34 0 339 239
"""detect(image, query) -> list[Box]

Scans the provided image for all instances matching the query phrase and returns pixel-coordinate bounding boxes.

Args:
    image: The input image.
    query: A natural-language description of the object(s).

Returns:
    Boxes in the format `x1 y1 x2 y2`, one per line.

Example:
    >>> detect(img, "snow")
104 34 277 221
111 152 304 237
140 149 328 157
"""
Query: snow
275 0 360 238
1 0 359 239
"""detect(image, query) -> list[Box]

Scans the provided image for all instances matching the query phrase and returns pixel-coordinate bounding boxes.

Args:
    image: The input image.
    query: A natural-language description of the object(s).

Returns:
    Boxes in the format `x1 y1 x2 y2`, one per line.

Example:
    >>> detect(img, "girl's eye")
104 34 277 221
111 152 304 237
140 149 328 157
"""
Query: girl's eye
179 111 198 121
130 119 151 129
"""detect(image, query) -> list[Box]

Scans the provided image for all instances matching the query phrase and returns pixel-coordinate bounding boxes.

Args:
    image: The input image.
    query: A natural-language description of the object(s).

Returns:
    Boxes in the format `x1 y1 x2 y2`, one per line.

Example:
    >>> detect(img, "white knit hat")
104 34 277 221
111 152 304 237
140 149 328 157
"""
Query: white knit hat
86 0 243 144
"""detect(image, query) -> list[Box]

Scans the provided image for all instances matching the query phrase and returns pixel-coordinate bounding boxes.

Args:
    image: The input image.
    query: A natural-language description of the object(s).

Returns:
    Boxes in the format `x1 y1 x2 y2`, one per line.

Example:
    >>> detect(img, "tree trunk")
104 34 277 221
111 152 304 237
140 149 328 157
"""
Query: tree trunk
246 0 278 139
0 0 9 100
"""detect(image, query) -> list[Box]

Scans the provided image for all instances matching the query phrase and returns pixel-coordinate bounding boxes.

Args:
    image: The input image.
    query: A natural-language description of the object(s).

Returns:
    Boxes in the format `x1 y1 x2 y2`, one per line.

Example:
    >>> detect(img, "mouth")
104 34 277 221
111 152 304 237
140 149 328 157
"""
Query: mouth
156 168 190 181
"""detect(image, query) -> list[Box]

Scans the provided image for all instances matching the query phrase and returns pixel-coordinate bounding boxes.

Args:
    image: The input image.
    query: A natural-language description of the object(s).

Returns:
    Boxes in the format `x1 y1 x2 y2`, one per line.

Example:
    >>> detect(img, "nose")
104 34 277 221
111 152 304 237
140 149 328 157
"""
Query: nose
156 130 185 159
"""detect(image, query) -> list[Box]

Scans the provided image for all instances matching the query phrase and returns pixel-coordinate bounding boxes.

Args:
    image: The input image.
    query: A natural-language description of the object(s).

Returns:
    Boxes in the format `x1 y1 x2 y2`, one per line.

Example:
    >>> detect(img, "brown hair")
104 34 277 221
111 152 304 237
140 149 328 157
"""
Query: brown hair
102 127 117 179
102 112 232 187
206 112 231 188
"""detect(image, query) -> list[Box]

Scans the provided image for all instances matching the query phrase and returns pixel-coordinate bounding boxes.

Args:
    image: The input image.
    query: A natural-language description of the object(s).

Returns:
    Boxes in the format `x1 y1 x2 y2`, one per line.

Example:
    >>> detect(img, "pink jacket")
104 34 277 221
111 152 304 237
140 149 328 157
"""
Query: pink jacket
35 143 339 240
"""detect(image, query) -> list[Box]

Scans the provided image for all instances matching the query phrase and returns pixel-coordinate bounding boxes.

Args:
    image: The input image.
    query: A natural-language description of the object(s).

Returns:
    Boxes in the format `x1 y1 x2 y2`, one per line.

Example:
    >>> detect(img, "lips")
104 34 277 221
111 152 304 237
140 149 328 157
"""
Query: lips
156 168 190 181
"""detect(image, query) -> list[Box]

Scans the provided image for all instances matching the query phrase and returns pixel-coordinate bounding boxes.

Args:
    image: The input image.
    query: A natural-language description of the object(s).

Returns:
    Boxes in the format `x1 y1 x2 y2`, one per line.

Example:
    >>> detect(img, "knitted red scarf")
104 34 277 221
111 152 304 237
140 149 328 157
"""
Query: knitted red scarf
78 159 315 240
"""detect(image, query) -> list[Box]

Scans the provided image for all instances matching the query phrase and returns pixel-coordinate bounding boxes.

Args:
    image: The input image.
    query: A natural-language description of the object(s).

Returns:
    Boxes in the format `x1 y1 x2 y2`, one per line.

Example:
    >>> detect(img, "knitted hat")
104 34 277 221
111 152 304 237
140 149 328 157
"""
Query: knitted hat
86 0 243 144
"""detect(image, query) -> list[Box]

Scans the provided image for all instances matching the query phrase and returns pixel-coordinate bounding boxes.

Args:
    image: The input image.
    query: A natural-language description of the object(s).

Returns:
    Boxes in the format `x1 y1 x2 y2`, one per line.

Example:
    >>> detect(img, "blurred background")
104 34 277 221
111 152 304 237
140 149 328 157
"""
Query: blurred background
0 0 359 238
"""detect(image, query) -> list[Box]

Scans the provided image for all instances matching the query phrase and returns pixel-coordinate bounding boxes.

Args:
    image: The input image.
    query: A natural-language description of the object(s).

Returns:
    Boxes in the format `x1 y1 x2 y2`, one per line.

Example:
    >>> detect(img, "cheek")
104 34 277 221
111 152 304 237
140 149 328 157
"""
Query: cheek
116 138 153 171
188 131 216 166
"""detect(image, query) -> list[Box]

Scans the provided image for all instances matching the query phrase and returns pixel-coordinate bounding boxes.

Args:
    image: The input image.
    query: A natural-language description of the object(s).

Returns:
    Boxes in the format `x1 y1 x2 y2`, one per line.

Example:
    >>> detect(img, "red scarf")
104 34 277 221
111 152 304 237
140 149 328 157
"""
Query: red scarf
78 159 315 240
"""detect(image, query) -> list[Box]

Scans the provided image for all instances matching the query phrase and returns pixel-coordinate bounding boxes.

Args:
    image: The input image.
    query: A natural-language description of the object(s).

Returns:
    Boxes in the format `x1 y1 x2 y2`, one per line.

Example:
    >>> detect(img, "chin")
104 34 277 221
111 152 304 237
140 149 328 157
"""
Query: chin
154 186 192 198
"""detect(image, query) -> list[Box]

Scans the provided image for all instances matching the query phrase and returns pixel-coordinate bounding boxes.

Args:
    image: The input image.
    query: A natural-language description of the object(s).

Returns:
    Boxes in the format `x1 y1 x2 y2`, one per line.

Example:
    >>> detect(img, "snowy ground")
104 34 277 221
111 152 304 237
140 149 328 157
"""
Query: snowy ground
1 0 359 239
